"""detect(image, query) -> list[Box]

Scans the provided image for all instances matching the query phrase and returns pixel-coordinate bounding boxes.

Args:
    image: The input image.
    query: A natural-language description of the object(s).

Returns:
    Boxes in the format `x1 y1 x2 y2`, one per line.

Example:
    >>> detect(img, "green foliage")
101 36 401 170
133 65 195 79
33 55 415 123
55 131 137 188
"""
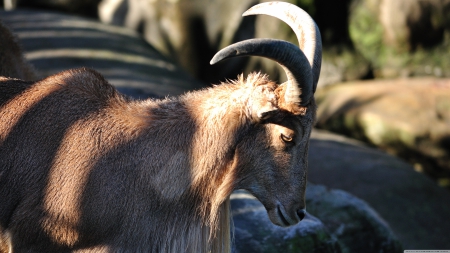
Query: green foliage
295 0 315 16
348 0 384 67
349 0 450 78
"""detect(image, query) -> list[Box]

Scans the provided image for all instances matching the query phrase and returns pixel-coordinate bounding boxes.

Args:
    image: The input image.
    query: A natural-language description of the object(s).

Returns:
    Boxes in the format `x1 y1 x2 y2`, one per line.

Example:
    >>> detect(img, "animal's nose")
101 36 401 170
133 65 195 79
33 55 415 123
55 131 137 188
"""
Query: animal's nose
297 209 306 221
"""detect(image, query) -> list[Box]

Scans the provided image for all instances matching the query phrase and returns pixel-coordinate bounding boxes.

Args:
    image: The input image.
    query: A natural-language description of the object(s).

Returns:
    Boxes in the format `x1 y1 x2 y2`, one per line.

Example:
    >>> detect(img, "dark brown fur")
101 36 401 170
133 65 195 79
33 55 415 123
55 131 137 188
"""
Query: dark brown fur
0 17 316 252
0 68 316 252
0 21 37 80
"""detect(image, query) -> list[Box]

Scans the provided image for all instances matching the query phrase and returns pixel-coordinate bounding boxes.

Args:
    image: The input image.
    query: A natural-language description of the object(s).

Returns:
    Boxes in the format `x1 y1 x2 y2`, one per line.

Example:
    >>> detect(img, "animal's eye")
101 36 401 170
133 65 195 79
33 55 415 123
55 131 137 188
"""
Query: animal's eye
280 133 294 143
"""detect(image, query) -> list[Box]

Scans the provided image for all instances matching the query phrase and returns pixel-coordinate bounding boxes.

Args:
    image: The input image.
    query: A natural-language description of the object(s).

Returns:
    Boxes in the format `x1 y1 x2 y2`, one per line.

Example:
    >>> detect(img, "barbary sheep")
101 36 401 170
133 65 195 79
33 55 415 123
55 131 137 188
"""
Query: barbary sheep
0 2 321 252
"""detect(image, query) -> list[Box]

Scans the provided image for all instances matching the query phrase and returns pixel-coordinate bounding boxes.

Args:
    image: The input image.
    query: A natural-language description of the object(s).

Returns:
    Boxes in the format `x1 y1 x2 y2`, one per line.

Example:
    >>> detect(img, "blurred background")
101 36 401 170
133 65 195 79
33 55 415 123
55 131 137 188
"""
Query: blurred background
1 0 450 251
3 0 450 184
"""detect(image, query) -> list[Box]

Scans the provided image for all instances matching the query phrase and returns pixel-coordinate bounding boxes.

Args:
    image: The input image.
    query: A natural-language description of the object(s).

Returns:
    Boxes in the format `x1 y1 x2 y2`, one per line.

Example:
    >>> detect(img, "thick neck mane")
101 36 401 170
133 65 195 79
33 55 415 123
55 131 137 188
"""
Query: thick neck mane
179 73 276 211
138 73 274 253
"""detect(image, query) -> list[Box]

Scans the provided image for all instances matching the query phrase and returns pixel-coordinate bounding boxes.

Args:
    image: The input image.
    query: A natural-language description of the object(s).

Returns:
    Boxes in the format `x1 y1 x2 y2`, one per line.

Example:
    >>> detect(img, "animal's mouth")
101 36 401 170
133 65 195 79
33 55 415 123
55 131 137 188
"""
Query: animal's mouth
277 205 291 226
249 190 306 227
269 202 301 227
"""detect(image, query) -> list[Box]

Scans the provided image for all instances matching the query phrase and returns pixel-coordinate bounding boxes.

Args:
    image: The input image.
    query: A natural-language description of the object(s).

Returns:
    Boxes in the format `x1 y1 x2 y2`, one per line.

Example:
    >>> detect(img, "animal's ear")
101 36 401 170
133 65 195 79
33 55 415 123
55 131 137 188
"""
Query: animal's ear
275 83 308 116
256 104 279 121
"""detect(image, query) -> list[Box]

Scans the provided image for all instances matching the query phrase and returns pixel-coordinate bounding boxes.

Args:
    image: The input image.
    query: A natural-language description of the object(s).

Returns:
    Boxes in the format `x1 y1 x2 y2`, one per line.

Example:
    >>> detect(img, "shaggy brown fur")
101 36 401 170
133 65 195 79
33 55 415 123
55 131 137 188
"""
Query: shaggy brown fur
0 230 10 253
0 68 316 252
0 13 317 252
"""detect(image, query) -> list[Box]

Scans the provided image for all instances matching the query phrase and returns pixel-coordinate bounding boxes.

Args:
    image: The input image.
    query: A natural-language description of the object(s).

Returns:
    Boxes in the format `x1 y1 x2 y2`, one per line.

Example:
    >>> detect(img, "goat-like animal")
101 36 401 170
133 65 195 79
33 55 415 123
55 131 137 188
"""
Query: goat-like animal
0 2 321 252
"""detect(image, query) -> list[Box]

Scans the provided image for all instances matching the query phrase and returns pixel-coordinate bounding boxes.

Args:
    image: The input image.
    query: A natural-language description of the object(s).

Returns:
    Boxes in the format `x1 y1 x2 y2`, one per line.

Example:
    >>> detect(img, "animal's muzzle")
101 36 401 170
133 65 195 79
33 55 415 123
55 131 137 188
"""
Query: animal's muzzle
275 204 307 226
297 209 306 221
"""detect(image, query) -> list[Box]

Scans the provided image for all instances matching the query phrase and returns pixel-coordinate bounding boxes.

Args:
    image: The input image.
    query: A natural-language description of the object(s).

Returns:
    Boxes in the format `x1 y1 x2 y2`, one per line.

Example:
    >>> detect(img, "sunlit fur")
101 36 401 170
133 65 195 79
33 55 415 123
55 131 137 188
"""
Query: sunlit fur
0 230 11 253
0 18 316 252
0 66 315 252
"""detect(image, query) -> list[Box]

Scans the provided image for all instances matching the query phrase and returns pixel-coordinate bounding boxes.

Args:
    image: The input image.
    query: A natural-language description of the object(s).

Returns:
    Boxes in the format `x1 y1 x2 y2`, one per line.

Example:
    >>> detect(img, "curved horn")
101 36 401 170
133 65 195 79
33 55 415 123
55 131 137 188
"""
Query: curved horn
244 2 322 92
210 38 313 105
210 2 322 106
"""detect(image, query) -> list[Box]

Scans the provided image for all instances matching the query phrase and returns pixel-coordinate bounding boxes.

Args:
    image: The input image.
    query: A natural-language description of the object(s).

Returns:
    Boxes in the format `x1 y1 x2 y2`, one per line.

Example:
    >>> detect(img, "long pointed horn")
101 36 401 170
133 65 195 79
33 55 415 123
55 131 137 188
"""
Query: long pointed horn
210 38 313 106
244 2 322 92
210 2 322 106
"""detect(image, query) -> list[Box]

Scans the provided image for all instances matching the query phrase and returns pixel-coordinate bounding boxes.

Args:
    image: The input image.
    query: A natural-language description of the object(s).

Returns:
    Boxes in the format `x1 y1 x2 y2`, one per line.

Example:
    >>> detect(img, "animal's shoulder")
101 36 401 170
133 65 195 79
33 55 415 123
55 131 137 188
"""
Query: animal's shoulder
0 77 34 107
41 67 121 103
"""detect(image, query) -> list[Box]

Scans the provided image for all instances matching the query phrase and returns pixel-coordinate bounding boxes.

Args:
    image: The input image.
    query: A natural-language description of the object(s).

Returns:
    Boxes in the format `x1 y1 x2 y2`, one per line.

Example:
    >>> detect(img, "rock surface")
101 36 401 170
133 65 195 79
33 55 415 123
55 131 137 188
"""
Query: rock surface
308 129 450 249
315 78 450 181
231 190 340 253
305 184 402 253
231 185 403 253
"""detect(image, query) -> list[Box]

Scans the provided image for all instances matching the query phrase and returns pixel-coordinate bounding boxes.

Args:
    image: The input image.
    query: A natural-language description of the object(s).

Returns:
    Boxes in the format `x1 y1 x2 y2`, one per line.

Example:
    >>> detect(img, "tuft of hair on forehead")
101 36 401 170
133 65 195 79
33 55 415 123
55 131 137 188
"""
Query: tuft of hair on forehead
230 72 276 88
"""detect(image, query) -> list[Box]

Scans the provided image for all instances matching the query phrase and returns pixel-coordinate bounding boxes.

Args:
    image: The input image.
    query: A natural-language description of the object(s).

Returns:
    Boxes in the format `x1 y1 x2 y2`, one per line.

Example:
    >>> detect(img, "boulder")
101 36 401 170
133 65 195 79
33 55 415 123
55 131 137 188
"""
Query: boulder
308 129 450 249
0 9 204 98
231 184 402 253
305 184 402 253
315 78 450 181
231 190 340 253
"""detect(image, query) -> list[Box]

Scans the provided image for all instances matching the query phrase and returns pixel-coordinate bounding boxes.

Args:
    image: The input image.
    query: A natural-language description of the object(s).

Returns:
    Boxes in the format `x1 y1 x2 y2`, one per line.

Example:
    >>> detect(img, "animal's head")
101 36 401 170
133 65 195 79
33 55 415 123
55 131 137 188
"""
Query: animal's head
211 2 321 227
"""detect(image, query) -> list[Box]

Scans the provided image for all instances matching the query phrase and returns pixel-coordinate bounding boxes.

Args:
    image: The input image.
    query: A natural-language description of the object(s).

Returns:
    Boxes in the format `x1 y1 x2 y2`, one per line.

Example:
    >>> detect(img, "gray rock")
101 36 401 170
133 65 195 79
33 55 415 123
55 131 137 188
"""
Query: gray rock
315 78 450 180
231 190 341 253
305 184 402 253
308 129 450 249
231 185 402 253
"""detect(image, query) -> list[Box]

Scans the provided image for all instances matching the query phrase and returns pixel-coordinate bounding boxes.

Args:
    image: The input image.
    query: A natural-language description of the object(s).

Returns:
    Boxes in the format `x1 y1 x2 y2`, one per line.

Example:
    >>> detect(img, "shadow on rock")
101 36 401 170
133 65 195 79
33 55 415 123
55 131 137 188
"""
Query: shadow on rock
308 129 450 249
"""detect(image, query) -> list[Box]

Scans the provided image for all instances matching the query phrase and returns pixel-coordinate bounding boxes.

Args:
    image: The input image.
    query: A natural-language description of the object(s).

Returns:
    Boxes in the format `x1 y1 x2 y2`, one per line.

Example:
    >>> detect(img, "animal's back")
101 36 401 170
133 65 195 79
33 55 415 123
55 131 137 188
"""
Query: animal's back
0 68 133 251
0 67 202 252
0 68 119 146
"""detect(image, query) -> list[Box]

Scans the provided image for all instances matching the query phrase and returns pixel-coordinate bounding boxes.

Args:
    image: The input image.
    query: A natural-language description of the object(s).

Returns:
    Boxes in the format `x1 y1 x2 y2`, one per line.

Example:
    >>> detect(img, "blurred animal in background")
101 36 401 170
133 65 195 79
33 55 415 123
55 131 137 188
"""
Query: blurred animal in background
0 2 321 252
2 0 16 10
0 19 36 80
